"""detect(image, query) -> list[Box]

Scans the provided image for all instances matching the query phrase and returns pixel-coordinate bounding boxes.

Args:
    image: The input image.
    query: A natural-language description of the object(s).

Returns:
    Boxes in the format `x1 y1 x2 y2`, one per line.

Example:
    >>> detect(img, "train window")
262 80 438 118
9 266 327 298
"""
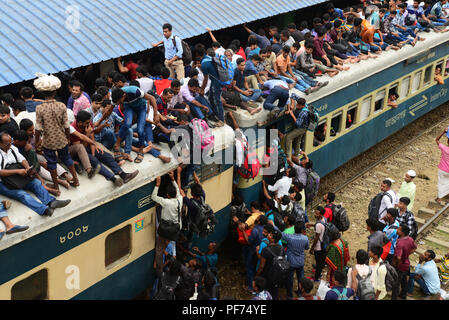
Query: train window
436 61 444 82
400 77 410 100
445 59 449 77
374 90 386 113
423 65 433 86
346 104 358 129
105 224 131 268
389 83 398 97
411 71 422 93
11 269 48 300
360 96 372 122
313 119 327 147
330 112 342 137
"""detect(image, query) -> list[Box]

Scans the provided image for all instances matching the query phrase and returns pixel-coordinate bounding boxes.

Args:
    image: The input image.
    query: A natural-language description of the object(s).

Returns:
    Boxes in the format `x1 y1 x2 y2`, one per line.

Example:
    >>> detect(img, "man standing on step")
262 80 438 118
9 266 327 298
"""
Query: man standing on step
397 170 416 211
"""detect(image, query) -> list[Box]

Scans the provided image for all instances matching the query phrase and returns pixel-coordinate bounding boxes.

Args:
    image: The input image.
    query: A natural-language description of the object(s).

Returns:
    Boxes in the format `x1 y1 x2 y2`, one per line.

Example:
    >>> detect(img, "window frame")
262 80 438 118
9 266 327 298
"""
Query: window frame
411 70 422 94
374 89 386 114
399 76 411 101
11 269 49 300
360 95 373 123
105 224 132 269
330 111 344 138
345 103 359 130
423 64 434 87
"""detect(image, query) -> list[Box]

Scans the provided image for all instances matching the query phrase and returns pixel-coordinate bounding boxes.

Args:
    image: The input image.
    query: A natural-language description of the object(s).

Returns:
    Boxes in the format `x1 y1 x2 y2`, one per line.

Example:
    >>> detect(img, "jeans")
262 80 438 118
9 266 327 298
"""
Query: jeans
286 266 304 298
279 75 310 92
314 249 326 280
208 83 224 121
189 95 213 120
0 179 54 215
407 272 431 296
243 245 256 290
399 28 417 39
292 69 318 87
181 164 199 188
391 269 409 300
263 86 289 111
97 128 116 150
240 89 262 102
119 103 147 148
0 201 7 219
86 147 122 181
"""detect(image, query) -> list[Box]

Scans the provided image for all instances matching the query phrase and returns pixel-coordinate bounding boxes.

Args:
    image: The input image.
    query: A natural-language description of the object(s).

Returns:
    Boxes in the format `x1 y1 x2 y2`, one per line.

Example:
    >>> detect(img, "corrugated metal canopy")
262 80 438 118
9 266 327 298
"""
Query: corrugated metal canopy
0 0 327 87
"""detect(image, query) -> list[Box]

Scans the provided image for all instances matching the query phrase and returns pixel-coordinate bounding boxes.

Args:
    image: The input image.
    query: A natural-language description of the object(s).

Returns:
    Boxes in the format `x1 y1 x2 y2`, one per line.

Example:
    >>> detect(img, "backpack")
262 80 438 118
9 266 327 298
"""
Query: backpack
266 210 286 232
356 268 376 300
190 198 217 238
154 273 182 300
331 287 349 300
332 204 350 232
317 220 340 250
306 105 320 132
172 36 192 65
237 139 261 180
291 202 306 223
305 168 320 205
404 211 418 240
368 192 393 221
212 54 235 86
189 118 214 152
266 245 290 287
379 260 399 292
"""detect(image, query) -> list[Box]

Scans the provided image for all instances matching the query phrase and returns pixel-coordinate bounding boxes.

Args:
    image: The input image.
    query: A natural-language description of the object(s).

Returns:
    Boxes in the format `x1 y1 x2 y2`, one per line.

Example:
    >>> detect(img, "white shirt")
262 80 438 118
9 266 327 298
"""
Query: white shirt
0 145 26 171
268 176 292 198
378 189 398 222
215 47 226 56
196 67 210 94
146 103 156 130
14 111 36 127
137 77 154 93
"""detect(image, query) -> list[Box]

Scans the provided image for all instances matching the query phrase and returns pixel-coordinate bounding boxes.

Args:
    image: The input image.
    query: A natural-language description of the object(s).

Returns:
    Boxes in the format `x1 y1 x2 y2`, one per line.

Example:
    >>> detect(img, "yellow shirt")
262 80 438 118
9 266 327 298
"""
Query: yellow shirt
245 211 263 229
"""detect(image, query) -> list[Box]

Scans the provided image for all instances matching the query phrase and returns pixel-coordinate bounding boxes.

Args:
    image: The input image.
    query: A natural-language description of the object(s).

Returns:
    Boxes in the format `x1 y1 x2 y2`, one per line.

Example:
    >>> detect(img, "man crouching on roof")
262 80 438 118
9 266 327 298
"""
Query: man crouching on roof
0 132 71 218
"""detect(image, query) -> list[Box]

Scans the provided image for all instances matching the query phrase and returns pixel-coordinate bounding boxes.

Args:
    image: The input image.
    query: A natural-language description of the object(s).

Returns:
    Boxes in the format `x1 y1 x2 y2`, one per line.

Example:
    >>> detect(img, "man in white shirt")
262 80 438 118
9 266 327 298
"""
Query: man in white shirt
0 132 70 217
266 169 293 199
136 66 154 94
378 179 398 223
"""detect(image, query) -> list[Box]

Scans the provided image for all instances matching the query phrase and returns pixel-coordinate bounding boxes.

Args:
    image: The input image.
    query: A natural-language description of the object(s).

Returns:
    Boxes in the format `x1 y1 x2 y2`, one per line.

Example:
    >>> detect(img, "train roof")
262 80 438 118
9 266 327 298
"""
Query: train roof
233 30 449 128
0 125 235 251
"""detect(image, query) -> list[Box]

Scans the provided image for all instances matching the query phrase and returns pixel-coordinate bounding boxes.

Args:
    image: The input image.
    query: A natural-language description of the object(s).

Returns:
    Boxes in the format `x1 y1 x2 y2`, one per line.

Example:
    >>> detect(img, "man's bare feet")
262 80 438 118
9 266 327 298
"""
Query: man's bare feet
59 179 70 189
159 155 171 163
143 143 153 154
2 200 11 210
249 107 262 115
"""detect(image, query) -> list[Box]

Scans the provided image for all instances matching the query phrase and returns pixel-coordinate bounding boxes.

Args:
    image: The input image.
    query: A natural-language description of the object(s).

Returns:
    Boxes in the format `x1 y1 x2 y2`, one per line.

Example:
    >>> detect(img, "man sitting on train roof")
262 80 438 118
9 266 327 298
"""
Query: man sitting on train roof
0 132 71 218
0 199 28 240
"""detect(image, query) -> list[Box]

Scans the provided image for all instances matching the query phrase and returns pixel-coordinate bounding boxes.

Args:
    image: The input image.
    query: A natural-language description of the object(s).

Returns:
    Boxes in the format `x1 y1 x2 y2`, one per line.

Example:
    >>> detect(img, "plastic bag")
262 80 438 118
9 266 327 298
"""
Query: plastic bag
317 280 330 300
440 289 449 300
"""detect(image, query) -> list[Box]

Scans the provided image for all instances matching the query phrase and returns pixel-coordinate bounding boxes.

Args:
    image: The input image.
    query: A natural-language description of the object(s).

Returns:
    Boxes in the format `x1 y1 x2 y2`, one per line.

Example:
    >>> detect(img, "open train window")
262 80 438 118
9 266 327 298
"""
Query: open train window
313 119 327 147
360 96 372 122
105 225 131 268
374 90 386 113
436 60 444 82
423 65 433 86
11 269 48 300
346 104 358 129
330 112 342 137
400 76 410 100
411 71 422 93
445 59 449 77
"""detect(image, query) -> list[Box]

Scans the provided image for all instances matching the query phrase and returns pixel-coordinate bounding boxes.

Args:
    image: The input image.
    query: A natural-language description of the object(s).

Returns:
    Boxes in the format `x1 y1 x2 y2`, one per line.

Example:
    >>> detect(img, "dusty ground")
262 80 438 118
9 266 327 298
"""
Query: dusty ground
217 103 449 300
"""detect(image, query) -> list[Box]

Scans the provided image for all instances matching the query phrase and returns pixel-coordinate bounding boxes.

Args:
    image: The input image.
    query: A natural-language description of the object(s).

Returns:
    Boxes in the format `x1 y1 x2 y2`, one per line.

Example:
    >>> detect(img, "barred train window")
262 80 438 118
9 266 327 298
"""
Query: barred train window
400 77 410 100
423 65 433 86
374 90 386 113
105 225 131 268
411 71 422 93
11 269 48 300
360 96 372 122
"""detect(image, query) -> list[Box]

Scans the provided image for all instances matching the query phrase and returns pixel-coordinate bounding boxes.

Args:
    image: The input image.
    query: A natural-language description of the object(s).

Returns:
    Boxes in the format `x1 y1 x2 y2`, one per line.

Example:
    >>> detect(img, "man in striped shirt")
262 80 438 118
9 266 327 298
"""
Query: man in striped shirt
396 197 417 239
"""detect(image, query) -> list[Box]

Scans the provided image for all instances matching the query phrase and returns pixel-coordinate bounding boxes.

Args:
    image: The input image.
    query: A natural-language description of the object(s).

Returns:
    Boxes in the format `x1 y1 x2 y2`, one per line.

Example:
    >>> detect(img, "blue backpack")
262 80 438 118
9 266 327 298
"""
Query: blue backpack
212 54 234 86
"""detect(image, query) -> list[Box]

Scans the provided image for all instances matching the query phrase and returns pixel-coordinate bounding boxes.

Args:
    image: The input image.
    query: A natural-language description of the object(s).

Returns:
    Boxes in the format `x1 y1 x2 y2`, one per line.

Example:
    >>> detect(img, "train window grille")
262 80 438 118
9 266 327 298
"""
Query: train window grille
199 162 221 181
400 76 411 100
374 90 386 113
105 224 131 268
330 112 342 137
423 65 433 86
11 269 48 300
346 104 358 129
411 71 422 93
360 96 372 122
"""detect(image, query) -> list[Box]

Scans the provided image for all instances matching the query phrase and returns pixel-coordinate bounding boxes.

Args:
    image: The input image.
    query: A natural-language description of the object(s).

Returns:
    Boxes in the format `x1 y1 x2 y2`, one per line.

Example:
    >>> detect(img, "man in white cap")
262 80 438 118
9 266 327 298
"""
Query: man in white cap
397 170 417 211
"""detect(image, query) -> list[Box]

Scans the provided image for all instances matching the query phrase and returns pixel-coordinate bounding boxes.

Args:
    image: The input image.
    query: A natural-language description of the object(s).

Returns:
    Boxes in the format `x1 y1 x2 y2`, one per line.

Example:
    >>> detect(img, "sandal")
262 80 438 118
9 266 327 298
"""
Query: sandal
122 153 133 162
113 148 124 162
69 180 80 187
134 152 144 163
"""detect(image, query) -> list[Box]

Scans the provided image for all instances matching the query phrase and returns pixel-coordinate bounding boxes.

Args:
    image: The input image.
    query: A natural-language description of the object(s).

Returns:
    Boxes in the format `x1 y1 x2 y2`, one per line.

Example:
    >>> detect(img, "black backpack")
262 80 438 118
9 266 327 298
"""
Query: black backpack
317 220 340 250
266 245 290 287
356 268 375 300
172 36 192 65
368 192 392 221
190 198 217 238
154 273 182 300
291 202 306 223
267 210 286 232
379 261 399 292
332 204 350 232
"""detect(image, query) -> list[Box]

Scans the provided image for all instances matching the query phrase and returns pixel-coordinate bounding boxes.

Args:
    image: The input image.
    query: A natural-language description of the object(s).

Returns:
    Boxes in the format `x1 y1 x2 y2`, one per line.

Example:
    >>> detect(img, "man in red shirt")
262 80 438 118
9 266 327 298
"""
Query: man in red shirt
391 224 417 300
154 67 173 96
117 56 139 80
323 192 335 223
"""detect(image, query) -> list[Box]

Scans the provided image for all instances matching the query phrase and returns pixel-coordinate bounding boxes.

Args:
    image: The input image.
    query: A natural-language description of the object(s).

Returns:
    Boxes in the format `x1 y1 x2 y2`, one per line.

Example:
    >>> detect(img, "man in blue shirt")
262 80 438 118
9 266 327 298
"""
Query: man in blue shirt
201 49 225 125
382 208 400 263
284 95 309 159
19 87 43 112
152 23 185 81
243 24 271 49
408 250 441 297
262 79 294 117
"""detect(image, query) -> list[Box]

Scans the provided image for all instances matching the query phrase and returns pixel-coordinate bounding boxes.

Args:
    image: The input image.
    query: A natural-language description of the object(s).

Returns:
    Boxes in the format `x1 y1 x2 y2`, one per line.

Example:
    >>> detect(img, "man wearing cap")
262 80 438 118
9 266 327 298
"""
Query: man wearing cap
397 170 417 211
34 74 80 191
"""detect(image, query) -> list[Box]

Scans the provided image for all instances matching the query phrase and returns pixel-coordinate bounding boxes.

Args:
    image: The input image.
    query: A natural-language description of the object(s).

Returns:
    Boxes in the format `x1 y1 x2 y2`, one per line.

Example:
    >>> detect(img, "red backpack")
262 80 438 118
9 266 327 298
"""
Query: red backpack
237 139 261 180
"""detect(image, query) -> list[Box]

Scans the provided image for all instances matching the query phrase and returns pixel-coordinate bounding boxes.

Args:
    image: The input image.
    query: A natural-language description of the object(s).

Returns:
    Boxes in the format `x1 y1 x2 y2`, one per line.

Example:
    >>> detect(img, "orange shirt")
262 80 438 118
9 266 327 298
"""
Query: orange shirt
276 54 290 74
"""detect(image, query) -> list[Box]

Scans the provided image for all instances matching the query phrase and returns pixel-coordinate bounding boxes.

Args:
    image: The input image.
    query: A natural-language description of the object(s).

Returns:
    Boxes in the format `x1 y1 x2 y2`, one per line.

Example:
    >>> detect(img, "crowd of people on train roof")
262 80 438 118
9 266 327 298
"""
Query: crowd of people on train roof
0 0 448 300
